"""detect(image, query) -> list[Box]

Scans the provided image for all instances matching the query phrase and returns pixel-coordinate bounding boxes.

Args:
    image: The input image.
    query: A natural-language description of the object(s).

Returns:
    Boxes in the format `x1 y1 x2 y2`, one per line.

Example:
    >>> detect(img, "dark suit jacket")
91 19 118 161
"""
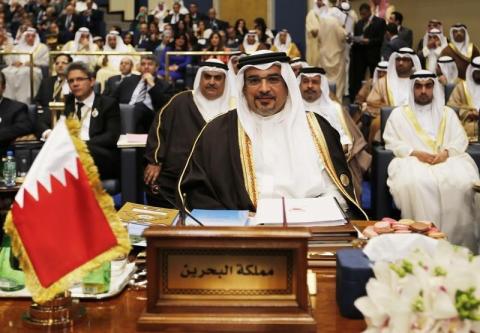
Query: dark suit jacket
163 13 185 24
35 75 58 108
81 9 103 36
0 98 33 152
57 13 82 32
207 18 228 32
353 16 387 58
64 94 120 149
398 26 413 48
114 74 170 112
381 36 409 61
103 75 123 97
64 93 120 179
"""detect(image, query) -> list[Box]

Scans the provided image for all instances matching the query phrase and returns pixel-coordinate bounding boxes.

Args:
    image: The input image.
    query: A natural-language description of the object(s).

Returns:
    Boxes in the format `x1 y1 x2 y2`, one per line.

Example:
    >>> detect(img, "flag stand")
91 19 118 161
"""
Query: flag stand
22 291 85 329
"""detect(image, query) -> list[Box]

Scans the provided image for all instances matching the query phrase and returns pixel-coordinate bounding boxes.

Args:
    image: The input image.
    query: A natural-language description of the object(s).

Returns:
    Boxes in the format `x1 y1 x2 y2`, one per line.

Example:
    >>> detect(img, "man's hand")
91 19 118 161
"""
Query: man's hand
431 150 448 165
102 55 108 67
438 75 447 85
143 72 155 87
411 150 436 164
144 163 161 185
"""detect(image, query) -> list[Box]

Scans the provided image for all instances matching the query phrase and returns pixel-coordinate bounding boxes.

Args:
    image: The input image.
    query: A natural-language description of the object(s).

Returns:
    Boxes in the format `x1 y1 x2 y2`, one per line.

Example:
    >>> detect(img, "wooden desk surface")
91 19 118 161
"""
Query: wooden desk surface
1 222 370 332
0 271 366 333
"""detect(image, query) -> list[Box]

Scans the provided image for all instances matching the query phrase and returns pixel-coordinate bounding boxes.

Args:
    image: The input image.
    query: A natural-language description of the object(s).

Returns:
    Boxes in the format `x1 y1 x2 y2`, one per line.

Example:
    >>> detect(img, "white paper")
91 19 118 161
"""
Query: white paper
363 234 438 262
253 197 346 226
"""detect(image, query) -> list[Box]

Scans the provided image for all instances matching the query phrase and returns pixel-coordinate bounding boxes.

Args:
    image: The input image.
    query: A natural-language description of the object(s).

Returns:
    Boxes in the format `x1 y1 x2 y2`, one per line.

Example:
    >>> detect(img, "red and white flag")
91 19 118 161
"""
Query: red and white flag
4 117 130 303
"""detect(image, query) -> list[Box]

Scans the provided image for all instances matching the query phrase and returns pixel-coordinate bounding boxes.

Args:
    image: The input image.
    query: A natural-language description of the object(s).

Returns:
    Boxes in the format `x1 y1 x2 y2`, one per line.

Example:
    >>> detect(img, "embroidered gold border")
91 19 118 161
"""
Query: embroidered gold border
334 102 353 142
402 106 447 152
237 120 258 207
448 42 474 62
153 90 192 164
462 81 474 108
386 77 394 106
306 113 369 220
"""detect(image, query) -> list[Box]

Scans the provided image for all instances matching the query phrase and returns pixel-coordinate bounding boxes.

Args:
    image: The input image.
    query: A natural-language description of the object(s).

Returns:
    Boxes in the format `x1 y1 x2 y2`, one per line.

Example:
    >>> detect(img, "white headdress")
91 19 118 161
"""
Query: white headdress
193 58 232 122
273 29 292 53
387 47 422 106
408 70 445 138
449 24 471 58
465 56 480 110
437 56 458 85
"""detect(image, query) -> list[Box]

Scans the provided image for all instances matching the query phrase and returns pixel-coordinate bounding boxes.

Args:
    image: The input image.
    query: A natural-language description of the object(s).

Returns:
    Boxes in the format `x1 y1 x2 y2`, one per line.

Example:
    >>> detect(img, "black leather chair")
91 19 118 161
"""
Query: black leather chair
118 104 144 204
371 106 480 219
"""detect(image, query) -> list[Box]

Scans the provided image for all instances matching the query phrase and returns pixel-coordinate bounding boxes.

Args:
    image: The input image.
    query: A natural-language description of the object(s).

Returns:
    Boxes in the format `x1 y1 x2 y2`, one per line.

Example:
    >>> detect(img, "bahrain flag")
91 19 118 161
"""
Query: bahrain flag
4 116 130 303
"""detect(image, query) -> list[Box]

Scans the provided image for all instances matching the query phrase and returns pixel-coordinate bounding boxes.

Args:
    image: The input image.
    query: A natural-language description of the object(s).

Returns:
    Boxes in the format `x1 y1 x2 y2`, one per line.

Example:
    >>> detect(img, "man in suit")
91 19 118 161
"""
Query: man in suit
188 2 206 26
206 8 228 32
103 57 135 97
349 3 386 99
114 55 171 133
80 0 103 37
57 4 81 42
388 11 412 48
163 2 184 26
0 72 33 155
35 53 73 140
64 62 120 180
381 23 408 61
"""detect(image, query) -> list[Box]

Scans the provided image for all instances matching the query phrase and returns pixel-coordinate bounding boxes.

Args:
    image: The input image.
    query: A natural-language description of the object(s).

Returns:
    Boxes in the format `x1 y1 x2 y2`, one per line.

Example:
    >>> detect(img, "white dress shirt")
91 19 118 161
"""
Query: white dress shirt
76 91 95 141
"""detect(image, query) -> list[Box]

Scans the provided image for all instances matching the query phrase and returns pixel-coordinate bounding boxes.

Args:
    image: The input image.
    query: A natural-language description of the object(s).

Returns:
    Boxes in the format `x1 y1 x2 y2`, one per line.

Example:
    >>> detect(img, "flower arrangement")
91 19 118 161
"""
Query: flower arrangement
355 240 480 333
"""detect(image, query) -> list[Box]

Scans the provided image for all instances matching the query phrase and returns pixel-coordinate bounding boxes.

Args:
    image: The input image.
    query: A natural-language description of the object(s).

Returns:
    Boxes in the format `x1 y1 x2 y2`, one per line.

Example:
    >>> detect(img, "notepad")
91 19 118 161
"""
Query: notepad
185 210 250 227
252 197 347 226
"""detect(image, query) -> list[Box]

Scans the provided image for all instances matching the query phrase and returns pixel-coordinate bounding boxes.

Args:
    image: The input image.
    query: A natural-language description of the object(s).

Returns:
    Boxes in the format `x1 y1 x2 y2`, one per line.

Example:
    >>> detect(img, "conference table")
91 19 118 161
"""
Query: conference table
0 269 366 333
0 221 372 333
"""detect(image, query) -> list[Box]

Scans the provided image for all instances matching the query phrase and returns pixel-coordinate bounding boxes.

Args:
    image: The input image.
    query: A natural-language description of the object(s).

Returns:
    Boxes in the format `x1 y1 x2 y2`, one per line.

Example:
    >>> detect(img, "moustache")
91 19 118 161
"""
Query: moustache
255 92 274 99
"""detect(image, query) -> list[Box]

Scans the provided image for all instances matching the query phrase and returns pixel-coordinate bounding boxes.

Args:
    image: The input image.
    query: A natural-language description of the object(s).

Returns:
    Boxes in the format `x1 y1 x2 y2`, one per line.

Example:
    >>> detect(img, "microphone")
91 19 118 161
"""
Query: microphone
150 184 204 226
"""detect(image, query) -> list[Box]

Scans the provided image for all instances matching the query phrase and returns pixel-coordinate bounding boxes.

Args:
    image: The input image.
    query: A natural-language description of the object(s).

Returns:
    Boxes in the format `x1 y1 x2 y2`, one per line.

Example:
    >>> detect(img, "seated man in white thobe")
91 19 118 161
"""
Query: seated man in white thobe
384 70 480 252
2 27 49 104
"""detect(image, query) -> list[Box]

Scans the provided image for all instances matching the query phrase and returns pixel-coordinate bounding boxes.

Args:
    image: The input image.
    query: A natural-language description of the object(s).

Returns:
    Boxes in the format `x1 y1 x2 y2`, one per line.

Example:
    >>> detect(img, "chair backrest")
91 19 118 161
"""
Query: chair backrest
93 82 101 94
329 83 336 95
380 106 394 142
119 103 136 134
444 83 456 102
27 104 37 127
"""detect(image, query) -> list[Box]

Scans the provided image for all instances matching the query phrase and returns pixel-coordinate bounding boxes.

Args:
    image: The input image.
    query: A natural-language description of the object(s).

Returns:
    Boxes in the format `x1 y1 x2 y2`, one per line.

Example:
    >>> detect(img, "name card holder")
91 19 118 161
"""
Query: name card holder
137 227 316 332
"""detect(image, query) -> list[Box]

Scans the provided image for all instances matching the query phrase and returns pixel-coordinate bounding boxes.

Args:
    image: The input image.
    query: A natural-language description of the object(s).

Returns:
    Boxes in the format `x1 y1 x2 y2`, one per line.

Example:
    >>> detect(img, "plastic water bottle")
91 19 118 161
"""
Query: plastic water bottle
3 151 16 187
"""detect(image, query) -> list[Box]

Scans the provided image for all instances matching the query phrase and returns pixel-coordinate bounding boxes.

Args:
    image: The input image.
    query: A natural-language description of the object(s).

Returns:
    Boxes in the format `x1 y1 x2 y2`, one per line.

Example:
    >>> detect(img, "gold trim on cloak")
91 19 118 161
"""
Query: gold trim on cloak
237 119 258 207
402 106 447 153
462 80 475 108
448 42 474 62
153 90 193 165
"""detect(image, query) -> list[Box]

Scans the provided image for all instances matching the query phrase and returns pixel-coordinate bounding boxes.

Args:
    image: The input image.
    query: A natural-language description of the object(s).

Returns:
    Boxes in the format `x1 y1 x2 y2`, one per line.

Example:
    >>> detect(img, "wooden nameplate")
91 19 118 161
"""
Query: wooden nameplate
137 227 316 332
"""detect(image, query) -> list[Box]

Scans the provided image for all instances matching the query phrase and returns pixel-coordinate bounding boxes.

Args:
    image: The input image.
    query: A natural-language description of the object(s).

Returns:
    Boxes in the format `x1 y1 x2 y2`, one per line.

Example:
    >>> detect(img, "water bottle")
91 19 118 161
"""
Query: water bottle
3 151 16 187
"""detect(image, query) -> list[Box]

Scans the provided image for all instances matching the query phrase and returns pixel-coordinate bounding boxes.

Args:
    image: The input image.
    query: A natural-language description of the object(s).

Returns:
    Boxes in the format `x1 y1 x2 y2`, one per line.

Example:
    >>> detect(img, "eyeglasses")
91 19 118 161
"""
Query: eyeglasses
67 77 90 84
245 74 283 87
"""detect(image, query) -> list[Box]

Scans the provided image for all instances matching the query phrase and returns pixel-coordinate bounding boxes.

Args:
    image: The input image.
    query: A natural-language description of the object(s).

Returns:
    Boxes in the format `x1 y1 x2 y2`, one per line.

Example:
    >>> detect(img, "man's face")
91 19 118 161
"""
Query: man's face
395 56 414 77
247 34 256 45
119 58 133 75
291 64 302 77
413 80 434 105
388 14 396 25
436 64 443 76
316 0 324 7
25 32 35 46
199 70 225 100
107 35 117 49
378 70 387 79
54 55 70 76
140 58 157 75
208 8 216 19
452 28 466 43
66 5 74 15
80 32 90 42
231 57 239 74
472 70 480 85
300 75 322 103
173 3 180 13
140 23 148 35
189 3 197 14
279 31 287 44
243 65 288 117
67 69 94 100
359 8 371 21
